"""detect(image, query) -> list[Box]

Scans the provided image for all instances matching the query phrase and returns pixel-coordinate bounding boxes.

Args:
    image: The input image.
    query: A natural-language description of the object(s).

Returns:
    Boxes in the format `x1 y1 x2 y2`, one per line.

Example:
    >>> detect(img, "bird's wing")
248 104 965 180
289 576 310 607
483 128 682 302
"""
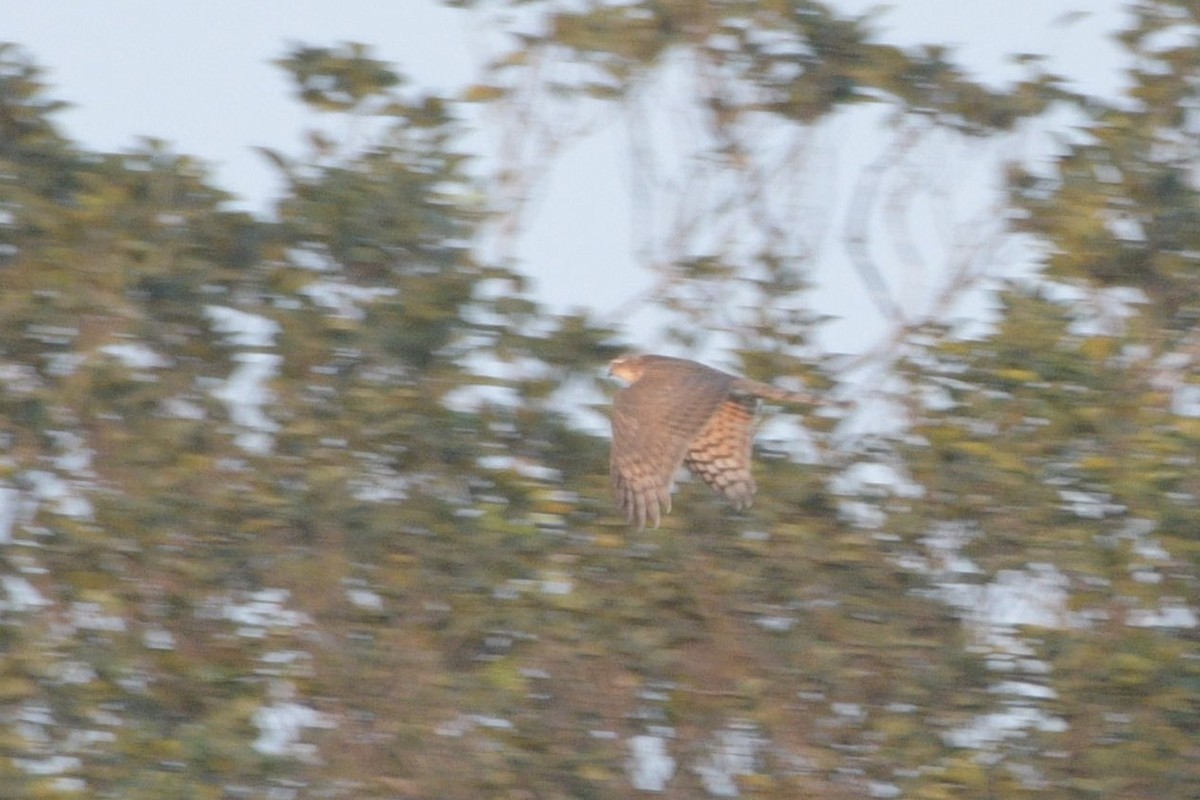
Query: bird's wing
610 366 732 529
683 394 759 509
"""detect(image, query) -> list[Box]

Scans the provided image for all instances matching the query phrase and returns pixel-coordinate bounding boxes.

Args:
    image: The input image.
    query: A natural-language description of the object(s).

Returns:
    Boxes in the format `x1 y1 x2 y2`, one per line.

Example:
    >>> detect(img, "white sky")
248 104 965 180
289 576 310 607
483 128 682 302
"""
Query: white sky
5 1 1130 354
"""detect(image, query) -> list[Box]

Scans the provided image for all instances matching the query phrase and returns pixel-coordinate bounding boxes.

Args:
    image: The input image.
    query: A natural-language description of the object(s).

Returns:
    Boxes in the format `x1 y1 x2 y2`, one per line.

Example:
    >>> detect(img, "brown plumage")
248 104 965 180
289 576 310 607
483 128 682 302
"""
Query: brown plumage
608 354 816 529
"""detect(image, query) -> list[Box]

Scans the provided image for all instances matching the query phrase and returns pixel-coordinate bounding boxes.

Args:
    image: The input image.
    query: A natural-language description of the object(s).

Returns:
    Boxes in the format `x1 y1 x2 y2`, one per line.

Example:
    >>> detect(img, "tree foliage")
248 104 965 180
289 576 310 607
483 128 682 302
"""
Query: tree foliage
0 2 1198 798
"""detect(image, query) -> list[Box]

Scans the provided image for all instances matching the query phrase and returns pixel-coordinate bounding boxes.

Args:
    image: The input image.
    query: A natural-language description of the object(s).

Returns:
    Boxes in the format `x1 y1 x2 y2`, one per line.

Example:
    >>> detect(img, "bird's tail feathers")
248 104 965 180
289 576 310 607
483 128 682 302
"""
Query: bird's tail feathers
730 378 819 406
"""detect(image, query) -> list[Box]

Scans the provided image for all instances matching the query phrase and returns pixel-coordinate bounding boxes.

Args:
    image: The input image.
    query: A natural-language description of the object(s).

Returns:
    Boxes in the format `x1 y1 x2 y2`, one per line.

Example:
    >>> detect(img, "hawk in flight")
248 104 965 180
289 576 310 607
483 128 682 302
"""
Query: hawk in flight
608 354 816 529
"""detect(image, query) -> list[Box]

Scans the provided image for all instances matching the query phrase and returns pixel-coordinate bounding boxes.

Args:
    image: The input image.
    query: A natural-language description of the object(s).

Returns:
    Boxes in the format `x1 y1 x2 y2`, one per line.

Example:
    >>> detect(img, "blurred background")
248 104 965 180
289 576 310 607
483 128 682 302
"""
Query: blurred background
1 1 1197 798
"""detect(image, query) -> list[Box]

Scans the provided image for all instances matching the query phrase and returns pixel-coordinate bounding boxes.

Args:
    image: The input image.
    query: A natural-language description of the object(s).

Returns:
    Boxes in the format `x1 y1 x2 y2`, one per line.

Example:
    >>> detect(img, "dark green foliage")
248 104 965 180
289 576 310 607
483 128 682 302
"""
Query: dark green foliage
1011 3 1200 325
463 0 1061 132
0 3 1199 797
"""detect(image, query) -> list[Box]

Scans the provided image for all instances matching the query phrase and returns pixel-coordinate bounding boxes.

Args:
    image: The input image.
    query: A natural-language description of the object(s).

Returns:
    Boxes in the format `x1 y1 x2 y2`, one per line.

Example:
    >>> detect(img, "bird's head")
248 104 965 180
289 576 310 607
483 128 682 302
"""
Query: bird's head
608 353 647 383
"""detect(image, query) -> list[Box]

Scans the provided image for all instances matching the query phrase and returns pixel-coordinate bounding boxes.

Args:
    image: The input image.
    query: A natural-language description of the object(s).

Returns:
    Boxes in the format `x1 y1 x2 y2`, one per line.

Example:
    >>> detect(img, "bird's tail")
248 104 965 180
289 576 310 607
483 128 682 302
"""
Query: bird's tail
730 378 820 405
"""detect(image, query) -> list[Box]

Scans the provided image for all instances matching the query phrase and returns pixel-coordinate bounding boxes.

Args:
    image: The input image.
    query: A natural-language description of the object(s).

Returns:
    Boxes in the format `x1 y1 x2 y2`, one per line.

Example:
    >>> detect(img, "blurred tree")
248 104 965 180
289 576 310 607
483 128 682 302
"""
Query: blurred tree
447 0 1200 797
0 38 620 800
454 0 1066 359
0 1 1198 798
1012 1 1200 327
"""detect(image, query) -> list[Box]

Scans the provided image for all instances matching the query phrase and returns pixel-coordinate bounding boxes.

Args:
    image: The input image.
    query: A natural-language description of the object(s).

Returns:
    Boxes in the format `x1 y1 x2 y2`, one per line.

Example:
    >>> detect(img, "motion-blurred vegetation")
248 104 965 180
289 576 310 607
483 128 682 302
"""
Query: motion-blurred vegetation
0 1 1198 797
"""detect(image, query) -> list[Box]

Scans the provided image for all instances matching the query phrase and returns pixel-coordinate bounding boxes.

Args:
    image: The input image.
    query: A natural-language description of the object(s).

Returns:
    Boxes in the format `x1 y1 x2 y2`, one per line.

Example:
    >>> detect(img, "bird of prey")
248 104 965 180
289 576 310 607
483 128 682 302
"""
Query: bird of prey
608 354 816 529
